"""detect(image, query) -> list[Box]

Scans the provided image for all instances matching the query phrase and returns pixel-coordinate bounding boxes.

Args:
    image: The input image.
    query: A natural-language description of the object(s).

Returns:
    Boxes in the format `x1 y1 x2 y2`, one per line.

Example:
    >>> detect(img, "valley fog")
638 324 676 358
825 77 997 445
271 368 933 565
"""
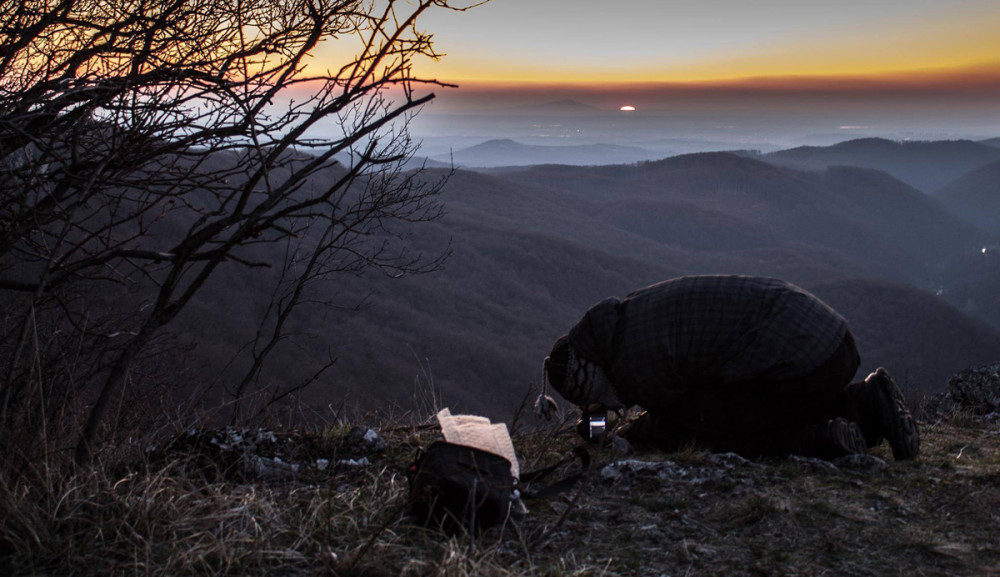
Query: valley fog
408 91 1000 158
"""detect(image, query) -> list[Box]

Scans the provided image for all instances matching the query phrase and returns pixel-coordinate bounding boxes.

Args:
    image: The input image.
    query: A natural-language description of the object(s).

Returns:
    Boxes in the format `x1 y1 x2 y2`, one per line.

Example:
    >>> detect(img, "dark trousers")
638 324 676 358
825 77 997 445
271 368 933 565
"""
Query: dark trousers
623 331 863 458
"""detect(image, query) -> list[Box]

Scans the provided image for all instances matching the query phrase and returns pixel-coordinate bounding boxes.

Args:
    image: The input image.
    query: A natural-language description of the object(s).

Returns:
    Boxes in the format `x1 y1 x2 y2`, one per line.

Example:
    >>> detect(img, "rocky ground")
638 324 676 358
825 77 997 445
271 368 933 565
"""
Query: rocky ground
512 413 999 576
3 376 999 576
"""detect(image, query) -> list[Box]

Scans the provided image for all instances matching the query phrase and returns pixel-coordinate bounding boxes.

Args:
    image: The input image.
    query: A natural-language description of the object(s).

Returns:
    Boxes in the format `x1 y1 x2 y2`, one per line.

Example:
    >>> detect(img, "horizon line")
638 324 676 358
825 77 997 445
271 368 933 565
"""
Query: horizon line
441 63 1000 95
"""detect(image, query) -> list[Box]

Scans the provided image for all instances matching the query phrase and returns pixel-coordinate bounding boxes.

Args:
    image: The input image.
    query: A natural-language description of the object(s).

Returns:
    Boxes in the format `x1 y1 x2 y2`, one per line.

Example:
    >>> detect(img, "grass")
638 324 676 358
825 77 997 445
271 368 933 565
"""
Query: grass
1 411 999 576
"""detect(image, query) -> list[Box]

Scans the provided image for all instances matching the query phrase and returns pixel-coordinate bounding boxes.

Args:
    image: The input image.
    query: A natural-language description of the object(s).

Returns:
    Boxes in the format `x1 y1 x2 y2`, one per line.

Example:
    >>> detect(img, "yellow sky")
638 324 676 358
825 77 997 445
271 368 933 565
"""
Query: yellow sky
400 0 1000 88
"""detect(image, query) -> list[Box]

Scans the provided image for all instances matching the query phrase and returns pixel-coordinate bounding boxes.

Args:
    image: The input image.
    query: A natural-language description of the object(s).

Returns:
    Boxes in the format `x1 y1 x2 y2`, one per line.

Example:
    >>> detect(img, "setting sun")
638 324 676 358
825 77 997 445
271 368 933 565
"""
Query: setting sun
620 105 636 112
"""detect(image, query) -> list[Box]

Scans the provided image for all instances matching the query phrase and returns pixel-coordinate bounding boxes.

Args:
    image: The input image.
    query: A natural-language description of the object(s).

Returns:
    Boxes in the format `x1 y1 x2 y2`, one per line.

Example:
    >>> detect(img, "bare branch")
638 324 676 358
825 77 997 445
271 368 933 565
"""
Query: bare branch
0 0 465 466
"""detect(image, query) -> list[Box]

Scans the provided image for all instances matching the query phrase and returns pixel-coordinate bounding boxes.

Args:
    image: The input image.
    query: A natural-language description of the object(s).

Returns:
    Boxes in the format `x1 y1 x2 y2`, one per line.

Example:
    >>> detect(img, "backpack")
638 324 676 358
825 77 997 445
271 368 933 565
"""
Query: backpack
406 441 517 535
406 440 592 535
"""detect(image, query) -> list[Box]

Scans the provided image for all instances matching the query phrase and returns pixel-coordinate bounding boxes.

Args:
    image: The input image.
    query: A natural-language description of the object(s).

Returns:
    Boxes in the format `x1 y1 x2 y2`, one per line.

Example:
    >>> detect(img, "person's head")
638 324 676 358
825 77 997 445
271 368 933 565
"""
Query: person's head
541 335 622 411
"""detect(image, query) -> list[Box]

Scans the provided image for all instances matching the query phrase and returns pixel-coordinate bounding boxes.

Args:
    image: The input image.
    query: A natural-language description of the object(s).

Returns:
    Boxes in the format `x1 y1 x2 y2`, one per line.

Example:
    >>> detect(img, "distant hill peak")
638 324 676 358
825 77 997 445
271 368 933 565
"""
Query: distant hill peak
645 150 774 172
471 138 521 149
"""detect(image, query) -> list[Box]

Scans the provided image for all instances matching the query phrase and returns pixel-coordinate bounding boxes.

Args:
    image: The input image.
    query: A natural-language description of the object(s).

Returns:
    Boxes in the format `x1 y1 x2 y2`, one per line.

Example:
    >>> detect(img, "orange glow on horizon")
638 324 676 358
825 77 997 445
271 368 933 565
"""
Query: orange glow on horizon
436 62 1000 96
407 4 1000 89
304 1 1000 108
422 55 1000 89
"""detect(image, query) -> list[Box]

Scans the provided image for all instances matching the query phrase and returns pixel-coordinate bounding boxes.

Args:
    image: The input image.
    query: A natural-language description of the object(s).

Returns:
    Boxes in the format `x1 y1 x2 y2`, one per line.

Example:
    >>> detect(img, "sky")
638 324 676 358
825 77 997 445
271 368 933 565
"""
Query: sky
417 0 1000 85
319 1 1000 143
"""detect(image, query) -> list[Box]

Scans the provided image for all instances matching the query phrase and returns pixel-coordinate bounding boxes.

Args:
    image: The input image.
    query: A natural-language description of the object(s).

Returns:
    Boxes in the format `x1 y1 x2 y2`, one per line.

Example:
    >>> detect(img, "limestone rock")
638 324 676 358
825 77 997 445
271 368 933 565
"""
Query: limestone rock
948 362 1000 414
832 454 889 476
599 452 761 487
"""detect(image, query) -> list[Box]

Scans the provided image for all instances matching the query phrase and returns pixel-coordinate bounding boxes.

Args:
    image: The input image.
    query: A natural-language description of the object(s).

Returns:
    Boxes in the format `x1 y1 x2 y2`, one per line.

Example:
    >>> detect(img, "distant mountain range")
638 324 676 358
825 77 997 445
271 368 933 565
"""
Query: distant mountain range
176 147 1000 419
432 139 660 168
764 137 1000 193
419 136 1000 184
431 138 773 168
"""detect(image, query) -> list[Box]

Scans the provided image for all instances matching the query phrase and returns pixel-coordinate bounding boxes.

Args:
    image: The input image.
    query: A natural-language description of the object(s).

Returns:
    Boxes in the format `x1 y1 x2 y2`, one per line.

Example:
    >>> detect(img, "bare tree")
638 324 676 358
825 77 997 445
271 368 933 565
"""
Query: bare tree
0 0 470 466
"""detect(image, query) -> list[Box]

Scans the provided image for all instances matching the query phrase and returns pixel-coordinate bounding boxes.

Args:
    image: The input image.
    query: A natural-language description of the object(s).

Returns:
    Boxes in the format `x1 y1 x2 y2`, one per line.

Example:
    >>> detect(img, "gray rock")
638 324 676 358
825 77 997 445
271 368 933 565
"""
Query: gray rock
248 454 301 482
599 453 759 486
831 454 889 476
948 363 1000 414
705 452 756 469
148 425 381 482
342 426 387 455
787 455 843 476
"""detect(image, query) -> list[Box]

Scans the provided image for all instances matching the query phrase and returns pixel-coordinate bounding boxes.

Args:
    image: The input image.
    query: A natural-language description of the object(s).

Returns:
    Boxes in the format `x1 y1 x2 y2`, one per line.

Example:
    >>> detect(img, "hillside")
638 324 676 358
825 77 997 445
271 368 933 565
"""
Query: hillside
934 157 1000 235
806 277 1000 393
934 247 1000 334
172 153 999 420
765 138 1000 193
930 159 1000 329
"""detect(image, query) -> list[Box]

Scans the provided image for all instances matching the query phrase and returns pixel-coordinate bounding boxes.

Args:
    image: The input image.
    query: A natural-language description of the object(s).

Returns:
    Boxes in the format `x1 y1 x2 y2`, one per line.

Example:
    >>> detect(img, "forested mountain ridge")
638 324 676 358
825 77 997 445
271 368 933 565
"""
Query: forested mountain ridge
491 153 983 281
764 137 1000 193
175 151 1000 419
433 139 663 168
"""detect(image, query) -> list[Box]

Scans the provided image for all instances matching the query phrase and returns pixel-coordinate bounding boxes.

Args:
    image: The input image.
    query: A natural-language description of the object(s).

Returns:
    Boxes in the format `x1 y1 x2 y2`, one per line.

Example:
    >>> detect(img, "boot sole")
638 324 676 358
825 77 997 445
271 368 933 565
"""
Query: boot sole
822 417 868 457
870 368 920 460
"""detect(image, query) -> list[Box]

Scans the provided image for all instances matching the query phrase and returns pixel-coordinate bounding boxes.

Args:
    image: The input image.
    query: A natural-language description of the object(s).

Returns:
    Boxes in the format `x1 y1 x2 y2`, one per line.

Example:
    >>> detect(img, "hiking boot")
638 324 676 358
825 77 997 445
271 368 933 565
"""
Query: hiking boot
865 368 920 460
816 417 868 458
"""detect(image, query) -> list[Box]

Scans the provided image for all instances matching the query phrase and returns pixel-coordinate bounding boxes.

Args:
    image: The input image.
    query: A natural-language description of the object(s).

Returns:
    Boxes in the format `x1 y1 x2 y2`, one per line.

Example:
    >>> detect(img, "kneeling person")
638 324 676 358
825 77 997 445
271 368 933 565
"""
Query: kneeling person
536 275 919 460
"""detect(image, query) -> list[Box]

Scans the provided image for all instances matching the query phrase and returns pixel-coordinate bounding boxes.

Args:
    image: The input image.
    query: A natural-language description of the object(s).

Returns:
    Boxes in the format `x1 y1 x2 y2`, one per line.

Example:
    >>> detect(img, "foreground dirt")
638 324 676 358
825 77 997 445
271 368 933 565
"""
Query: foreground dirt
364 413 1000 576
508 418 1000 576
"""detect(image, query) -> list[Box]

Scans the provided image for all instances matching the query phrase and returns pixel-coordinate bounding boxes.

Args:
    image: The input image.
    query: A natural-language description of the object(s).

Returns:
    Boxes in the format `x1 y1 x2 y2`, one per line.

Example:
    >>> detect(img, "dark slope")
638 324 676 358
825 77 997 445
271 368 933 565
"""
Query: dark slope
313 161 992 413
934 157 1000 235
807 277 1000 393
173 155 996 418
765 138 1000 193
929 160 1000 330
817 166 985 265
940 267 1000 335
265 205 683 415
